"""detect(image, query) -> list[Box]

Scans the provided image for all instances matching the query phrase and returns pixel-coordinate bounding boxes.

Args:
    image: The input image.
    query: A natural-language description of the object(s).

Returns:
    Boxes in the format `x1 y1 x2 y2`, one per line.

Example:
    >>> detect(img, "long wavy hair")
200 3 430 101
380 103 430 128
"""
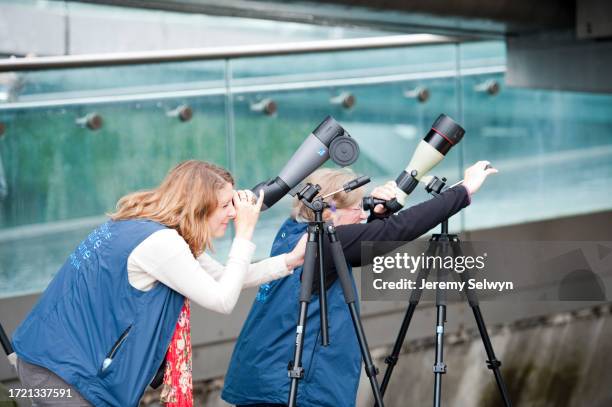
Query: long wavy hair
110 160 234 256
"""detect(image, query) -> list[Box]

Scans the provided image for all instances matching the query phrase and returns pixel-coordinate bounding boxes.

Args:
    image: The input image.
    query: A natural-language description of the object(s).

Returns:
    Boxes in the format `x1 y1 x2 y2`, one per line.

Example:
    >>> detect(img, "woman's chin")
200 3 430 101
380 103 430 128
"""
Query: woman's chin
213 225 228 238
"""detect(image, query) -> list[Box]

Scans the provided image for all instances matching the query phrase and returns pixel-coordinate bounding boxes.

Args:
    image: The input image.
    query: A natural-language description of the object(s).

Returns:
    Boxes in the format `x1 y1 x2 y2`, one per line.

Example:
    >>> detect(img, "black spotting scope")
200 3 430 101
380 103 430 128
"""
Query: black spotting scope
252 116 360 210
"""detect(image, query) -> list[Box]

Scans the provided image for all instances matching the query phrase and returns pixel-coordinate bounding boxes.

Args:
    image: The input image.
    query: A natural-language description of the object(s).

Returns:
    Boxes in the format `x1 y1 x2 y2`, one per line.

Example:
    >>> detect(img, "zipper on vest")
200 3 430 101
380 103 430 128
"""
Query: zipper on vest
101 325 132 372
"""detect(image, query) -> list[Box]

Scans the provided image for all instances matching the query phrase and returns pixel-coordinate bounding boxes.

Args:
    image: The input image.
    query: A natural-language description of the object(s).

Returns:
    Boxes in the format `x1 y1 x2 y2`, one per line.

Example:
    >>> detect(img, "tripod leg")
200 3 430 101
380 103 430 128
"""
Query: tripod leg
288 227 318 407
0 321 13 356
349 303 385 407
432 239 451 407
433 304 447 407
472 306 513 407
379 241 438 397
0 321 16 368
318 223 329 346
379 303 416 397
452 241 513 407
326 224 385 407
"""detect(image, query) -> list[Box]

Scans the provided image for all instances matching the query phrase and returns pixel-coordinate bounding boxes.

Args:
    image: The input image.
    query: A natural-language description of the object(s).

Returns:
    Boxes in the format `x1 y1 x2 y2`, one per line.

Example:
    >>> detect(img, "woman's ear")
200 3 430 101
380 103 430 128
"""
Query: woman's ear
323 209 331 222
322 209 333 222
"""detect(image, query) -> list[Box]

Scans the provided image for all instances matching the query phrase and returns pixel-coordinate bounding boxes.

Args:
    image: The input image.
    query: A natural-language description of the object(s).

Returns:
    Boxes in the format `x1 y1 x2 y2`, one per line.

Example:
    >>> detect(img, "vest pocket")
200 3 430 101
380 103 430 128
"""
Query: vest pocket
99 325 132 376
304 329 320 382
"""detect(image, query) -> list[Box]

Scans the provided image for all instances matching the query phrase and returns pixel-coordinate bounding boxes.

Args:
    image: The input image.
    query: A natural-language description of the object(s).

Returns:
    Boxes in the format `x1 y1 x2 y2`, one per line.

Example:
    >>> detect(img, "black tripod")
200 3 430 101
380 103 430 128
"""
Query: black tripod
0 321 16 368
378 176 512 407
287 178 385 407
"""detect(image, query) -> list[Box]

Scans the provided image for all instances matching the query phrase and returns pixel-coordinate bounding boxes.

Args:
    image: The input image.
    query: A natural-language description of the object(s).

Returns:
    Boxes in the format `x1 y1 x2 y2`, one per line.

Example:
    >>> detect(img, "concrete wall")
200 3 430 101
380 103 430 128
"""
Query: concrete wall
2 209 612 406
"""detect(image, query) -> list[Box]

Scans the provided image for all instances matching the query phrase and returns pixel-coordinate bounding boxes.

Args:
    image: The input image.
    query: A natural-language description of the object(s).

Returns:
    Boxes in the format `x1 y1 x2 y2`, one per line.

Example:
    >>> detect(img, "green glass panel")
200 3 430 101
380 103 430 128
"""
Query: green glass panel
230 44 459 84
2 39 612 298
461 72 612 229
0 93 229 297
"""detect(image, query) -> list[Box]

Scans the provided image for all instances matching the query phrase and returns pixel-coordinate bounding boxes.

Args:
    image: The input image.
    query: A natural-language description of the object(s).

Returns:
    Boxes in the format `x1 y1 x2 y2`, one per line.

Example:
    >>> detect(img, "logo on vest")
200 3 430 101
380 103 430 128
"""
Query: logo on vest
70 221 113 270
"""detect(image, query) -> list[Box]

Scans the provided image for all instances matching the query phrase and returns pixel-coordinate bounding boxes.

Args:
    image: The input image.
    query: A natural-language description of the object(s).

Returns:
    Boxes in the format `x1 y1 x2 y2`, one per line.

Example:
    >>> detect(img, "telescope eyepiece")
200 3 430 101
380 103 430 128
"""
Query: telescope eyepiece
362 196 385 211
362 196 404 213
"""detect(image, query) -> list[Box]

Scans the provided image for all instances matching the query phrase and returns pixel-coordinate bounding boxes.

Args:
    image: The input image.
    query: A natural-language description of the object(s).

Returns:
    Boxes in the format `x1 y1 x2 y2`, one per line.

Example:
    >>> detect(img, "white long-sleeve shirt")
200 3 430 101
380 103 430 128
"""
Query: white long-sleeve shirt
126 229 292 314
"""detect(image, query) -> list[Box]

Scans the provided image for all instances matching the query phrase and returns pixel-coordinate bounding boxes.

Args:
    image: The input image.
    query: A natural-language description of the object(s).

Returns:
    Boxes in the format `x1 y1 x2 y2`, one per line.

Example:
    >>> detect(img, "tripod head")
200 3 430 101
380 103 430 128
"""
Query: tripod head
423 174 453 235
425 175 448 196
363 173 447 212
295 175 371 217
295 183 326 213
426 163 493 197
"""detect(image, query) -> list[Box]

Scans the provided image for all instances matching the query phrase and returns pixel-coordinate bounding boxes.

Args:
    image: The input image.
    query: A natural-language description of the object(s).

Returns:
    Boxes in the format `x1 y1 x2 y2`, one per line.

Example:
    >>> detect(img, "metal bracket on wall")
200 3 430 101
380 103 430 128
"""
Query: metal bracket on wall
0 154 7 201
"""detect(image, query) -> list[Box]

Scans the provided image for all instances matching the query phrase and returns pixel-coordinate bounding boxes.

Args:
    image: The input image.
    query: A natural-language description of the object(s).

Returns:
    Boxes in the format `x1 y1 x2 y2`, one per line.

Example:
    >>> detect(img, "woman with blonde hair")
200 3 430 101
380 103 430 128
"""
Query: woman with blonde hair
223 161 497 407
11 160 306 407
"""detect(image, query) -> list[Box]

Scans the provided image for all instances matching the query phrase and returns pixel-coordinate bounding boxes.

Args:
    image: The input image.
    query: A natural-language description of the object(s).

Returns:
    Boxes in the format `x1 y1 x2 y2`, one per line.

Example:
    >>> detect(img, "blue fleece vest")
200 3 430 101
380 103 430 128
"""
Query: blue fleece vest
12 219 185 407
222 218 361 407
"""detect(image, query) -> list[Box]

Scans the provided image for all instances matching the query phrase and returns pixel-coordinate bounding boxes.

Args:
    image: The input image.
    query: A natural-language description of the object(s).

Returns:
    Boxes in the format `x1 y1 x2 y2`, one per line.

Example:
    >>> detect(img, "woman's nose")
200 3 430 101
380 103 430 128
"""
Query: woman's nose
228 204 237 219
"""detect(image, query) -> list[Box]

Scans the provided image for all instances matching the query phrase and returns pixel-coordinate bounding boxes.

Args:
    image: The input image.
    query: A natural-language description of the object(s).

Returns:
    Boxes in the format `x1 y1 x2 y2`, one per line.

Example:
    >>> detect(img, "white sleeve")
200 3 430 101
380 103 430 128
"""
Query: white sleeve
128 229 255 314
197 251 293 288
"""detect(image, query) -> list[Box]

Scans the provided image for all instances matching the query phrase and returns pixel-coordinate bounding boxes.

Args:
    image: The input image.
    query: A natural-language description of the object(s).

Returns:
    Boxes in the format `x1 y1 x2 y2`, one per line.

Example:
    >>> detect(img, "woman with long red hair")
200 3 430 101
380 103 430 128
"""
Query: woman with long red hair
11 160 306 407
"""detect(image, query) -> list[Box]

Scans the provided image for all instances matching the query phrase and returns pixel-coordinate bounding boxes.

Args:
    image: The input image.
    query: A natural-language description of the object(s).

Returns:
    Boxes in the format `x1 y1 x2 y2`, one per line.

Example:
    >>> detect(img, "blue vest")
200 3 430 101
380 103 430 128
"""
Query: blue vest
222 218 361 407
12 219 185 407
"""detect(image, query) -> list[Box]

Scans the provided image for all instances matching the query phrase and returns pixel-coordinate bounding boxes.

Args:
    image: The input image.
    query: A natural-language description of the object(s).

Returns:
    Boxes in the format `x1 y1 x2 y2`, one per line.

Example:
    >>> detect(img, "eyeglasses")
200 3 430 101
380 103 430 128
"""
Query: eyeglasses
345 203 364 212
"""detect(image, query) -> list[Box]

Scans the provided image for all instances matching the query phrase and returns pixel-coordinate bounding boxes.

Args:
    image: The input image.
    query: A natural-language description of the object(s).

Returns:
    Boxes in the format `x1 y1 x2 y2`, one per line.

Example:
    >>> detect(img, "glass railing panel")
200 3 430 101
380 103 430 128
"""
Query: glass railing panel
229 44 460 86
5 61 226 104
460 70 612 229
5 38 608 297
0 87 229 297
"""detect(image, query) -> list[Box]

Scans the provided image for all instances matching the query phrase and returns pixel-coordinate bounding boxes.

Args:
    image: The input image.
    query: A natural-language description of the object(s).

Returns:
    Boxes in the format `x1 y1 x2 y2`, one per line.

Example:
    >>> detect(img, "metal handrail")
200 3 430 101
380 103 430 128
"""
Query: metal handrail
0 34 465 72
0 65 505 110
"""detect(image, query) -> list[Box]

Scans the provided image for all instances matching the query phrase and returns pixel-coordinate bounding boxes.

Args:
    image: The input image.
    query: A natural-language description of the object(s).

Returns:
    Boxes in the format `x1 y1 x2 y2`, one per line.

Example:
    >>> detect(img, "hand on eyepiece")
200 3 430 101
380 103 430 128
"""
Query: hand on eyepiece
233 189 264 241
370 181 397 214
285 234 307 270
463 161 498 195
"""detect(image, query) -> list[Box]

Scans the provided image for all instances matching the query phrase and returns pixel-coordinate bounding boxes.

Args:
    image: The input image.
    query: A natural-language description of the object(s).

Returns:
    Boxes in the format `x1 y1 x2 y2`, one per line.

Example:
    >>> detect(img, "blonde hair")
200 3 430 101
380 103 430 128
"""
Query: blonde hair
110 160 234 256
292 167 363 222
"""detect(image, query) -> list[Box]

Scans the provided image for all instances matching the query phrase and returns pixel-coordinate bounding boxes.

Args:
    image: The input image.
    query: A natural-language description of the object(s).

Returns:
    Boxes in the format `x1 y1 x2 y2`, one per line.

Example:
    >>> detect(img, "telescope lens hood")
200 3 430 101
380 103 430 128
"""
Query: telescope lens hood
330 136 359 167
431 114 465 146
424 114 465 155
